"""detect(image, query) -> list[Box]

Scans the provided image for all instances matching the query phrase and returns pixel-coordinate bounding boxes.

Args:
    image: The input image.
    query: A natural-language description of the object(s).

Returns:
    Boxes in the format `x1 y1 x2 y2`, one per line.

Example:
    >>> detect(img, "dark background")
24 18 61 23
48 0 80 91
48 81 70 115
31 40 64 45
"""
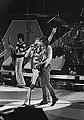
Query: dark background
0 0 84 37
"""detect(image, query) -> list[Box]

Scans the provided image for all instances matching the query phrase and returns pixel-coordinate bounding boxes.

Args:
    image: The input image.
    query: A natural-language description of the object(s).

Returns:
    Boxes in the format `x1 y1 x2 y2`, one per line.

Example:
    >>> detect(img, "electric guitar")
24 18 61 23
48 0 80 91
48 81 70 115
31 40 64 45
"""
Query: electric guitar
0 40 7 59
7 37 16 65
7 37 30 67
0 49 7 58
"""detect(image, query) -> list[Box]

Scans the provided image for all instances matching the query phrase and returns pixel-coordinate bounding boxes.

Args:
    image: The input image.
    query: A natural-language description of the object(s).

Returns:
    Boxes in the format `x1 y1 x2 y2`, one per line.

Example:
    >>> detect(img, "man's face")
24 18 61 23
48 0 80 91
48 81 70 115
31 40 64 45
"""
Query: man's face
41 41 46 47
18 38 23 42
35 39 42 46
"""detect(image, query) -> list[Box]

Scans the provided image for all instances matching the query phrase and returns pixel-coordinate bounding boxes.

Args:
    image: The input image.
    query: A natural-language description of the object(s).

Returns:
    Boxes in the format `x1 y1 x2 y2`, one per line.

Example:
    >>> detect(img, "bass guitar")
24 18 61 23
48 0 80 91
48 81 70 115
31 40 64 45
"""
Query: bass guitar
7 37 16 65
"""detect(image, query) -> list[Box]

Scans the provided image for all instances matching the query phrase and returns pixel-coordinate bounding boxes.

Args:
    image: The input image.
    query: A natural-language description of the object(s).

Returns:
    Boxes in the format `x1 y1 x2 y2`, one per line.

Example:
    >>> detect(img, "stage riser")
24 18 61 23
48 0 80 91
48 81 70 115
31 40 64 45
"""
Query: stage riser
72 85 84 91
0 87 28 105
0 86 42 106
0 91 27 100
1 67 84 91
51 81 84 91
0 101 21 106
2 74 84 91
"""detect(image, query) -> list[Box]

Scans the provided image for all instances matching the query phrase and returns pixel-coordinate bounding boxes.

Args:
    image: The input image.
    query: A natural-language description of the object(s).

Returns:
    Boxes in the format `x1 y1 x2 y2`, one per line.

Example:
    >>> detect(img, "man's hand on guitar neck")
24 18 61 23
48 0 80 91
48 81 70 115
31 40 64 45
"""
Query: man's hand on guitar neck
7 37 16 51
9 44 15 51
7 40 16 52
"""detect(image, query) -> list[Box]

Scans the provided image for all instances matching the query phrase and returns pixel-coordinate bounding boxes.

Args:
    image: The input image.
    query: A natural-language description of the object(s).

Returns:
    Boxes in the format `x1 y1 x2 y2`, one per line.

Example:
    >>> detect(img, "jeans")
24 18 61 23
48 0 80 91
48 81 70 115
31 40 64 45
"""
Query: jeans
15 57 25 86
40 64 56 101
31 69 39 85
24 69 39 105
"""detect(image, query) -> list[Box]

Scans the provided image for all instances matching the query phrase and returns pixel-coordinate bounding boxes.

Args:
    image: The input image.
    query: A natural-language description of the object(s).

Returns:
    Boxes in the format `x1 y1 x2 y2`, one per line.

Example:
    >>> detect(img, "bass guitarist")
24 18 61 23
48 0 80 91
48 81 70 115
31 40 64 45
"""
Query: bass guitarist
0 36 7 84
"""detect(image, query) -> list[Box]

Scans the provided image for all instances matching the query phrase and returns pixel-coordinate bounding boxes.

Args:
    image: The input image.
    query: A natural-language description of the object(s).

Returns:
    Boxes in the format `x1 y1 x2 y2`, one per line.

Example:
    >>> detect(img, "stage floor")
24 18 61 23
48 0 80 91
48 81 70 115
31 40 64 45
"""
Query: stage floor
0 86 84 119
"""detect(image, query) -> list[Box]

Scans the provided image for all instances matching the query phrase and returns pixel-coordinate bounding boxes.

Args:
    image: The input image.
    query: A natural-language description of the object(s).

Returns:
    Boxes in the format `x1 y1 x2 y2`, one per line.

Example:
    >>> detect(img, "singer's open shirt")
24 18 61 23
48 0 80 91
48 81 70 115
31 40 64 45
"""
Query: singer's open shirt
25 41 52 69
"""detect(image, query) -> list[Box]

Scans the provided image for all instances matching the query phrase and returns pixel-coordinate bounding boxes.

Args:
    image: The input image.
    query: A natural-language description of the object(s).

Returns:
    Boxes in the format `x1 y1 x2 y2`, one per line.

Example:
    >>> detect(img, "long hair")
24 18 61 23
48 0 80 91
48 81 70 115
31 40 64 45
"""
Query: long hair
40 36 49 47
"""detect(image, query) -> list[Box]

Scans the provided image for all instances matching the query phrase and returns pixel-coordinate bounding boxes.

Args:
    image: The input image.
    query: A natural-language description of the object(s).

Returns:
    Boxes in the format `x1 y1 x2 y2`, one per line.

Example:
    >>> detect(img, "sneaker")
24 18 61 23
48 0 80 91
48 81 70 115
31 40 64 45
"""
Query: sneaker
51 97 58 106
22 103 28 107
22 103 35 108
17 85 26 88
38 100 48 105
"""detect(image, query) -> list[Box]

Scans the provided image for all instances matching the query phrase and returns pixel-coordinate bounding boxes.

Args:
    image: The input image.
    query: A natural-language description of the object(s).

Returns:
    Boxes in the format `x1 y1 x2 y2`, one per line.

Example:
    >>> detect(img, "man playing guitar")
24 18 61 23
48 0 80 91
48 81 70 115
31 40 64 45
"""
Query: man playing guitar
0 36 7 84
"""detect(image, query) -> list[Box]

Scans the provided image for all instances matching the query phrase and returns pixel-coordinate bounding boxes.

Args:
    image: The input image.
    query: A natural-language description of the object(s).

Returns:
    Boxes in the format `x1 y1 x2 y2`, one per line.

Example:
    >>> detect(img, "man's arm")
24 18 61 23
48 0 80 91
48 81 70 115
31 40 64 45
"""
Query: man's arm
48 27 57 43
25 47 31 58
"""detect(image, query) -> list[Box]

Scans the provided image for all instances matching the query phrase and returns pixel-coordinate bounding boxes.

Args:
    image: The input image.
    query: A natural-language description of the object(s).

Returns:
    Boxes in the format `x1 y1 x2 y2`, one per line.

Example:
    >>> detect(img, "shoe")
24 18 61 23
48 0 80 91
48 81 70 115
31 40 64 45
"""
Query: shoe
17 85 26 88
22 103 28 107
38 100 48 105
29 105 36 108
22 103 35 108
51 97 58 106
13 85 17 87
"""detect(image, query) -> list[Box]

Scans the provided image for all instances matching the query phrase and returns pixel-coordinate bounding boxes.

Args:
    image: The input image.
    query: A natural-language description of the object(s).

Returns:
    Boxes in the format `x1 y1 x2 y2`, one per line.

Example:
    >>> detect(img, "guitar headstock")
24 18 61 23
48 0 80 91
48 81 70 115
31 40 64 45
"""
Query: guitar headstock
7 37 11 45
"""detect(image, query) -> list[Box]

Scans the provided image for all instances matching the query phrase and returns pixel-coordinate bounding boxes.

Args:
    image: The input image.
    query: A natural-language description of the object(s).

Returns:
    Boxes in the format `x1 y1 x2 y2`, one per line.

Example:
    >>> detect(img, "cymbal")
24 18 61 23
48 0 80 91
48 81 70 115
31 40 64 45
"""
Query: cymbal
70 21 84 29
54 18 67 25
62 24 72 29
62 20 84 29
24 13 39 16
37 14 50 17
24 13 50 17
79 39 84 43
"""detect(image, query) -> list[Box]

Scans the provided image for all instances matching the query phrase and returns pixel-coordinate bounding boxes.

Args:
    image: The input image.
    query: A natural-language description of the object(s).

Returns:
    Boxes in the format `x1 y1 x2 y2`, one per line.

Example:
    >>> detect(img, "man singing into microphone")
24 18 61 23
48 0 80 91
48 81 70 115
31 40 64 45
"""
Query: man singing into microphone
23 28 57 106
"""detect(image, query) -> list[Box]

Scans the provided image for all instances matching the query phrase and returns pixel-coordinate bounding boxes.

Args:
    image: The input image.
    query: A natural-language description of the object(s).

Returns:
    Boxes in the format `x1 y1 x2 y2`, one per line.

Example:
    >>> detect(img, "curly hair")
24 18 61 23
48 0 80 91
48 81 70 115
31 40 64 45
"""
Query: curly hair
40 36 49 47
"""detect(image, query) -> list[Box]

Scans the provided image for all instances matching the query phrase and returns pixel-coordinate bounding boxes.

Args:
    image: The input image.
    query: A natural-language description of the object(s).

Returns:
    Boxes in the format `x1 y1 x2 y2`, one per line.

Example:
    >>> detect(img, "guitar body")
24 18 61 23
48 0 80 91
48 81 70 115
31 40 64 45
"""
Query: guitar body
0 42 6 68
10 49 16 66
7 38 16 66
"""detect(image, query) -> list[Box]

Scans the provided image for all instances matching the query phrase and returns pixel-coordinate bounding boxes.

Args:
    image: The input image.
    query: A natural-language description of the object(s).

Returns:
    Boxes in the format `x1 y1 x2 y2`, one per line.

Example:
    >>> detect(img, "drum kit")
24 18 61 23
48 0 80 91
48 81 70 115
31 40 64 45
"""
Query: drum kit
24 12 84 64
48 15 84 64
